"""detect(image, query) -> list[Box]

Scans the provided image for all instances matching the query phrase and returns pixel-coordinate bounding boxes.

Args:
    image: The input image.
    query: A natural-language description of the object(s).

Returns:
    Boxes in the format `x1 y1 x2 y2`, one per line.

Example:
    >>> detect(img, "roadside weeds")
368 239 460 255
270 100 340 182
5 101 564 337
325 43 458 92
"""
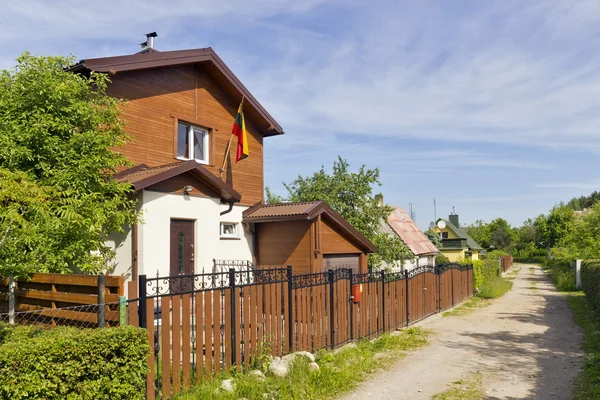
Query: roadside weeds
179 328 431 400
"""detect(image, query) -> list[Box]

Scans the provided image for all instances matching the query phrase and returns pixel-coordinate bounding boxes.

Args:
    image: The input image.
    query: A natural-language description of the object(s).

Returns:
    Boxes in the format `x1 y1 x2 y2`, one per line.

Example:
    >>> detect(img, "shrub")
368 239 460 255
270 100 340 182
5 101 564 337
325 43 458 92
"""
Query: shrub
435 253 449 264
582 261 600 311
544 258 577 292
0 324 149 400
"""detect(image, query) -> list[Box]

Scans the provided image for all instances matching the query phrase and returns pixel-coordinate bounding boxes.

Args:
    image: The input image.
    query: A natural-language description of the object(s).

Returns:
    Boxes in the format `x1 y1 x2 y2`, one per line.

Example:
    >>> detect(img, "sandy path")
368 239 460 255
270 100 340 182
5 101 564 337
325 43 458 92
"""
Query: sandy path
342 264 584 400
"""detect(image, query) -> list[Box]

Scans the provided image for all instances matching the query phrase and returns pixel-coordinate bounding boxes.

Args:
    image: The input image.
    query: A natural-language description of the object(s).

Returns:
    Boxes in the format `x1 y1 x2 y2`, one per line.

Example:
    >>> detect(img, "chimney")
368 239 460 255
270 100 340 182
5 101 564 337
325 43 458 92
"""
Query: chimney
449 213 459 227
140 32 158 50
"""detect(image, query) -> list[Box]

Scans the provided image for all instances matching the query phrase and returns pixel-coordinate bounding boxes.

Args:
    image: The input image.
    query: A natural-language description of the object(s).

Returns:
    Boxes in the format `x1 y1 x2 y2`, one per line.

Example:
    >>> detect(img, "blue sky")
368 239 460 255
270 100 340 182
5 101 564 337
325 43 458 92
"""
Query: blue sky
2 0 600 229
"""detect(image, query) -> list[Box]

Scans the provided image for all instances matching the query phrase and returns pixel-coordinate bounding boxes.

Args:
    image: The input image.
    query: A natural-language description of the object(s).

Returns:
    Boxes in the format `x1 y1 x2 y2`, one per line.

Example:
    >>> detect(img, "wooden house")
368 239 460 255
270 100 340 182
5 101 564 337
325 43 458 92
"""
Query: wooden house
380 206 438 271
433 213 483 261
68 39 373 288
69 43 283 283
243 201 376 274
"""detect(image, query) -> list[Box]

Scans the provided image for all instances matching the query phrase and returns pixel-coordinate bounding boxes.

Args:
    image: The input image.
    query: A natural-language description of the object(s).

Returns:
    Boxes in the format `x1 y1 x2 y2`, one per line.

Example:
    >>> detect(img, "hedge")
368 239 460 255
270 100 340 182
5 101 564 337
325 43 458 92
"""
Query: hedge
0 324 148 400
582 261 600 312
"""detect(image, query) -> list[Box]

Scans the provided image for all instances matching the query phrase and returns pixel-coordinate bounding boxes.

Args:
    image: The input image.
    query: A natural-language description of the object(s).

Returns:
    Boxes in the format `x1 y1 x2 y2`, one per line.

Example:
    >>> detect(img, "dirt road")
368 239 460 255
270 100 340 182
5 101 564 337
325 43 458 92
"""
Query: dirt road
343 264 584 400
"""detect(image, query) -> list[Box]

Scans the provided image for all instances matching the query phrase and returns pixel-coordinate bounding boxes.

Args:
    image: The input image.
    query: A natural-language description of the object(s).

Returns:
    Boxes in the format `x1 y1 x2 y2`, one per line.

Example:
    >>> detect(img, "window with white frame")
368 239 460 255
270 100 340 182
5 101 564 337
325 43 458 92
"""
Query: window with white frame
177 121 209 164
220 222 239 239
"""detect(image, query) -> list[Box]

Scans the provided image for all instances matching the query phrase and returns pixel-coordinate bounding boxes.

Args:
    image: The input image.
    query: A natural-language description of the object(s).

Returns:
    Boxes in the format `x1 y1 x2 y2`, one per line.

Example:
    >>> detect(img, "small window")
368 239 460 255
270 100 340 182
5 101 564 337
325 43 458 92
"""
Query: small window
441 232 449 239
220 222 239 239
177 122 209 164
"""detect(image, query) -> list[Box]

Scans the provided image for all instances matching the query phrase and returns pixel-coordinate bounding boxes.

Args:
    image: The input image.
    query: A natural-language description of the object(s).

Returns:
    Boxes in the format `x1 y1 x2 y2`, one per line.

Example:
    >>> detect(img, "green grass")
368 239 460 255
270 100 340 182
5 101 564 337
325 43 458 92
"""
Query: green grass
179 327 431 399
442 297 490 317
478 276 513 299
431 372 484 400
542 263 577 292
565 293 600 399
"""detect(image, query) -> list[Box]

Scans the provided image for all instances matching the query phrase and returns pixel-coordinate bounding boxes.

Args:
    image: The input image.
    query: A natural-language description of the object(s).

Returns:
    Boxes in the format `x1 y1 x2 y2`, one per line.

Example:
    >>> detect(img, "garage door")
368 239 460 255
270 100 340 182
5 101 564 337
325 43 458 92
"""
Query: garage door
323 254 360 274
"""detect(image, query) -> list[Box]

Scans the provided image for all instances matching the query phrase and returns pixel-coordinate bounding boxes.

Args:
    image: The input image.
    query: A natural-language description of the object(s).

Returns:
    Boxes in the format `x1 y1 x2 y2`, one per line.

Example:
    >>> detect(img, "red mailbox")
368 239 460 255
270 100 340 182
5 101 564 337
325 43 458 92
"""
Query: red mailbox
352 284 362 303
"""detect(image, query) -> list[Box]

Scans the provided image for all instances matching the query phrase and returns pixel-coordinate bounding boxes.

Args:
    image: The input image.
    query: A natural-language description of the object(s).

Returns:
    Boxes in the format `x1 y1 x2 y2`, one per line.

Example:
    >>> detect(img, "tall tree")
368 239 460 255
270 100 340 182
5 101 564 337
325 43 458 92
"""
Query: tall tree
0 53 138 276
278 157 413 270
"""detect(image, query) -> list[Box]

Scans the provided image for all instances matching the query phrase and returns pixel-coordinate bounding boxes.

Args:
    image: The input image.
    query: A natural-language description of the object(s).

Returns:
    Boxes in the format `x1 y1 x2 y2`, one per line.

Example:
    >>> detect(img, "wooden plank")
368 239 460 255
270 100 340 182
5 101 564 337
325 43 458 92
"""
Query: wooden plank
172 295 181 396
257 285 264 356
283 281 289 354
303 287 310 351
244 286 251 363
17 273 122 288
250 284 258 359
161 296 171 399
205 290 214 377
235 288 241 367
128 282 139 327
213 290 222 373
15 289 120 305
195 292 204 382
182 294 191 391
291 288 297 352
146 298 156 400
275 283 282 355
270 283 276 355
265 283 272 352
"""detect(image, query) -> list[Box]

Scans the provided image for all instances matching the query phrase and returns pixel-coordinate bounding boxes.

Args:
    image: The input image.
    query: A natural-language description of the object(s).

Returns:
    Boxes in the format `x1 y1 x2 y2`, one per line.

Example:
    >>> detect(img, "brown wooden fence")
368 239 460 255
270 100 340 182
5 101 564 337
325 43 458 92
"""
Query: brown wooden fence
0 273 123 327
500 255 514 273
128 263 473 399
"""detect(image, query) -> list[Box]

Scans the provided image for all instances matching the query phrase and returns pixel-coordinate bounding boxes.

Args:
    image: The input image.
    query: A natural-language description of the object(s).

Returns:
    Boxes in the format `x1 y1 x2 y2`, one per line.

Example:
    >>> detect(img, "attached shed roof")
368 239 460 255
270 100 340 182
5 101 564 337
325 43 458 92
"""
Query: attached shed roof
438 218 483 251
68 47 284 137
243 201 377 253
387 207 439 256
115 160 241 202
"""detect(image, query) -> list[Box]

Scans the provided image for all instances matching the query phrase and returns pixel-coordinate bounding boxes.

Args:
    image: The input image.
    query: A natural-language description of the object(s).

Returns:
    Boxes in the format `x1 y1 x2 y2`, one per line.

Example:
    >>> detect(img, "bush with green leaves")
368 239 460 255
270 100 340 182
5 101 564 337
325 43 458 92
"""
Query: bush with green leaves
582 261 600 310
0 324 148 399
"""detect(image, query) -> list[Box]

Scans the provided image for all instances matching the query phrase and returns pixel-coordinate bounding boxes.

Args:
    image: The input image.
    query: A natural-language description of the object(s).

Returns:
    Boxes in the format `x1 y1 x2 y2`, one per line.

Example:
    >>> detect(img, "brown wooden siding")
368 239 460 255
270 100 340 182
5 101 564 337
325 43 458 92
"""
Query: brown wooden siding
255 221 311 274
146 172 220 198
319 218 362 254
107 65 264 205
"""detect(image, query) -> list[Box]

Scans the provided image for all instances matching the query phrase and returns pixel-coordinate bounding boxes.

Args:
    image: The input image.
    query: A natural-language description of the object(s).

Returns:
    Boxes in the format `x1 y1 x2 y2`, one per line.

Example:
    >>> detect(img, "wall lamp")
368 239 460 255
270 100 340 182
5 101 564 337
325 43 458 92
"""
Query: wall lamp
183 185 194 195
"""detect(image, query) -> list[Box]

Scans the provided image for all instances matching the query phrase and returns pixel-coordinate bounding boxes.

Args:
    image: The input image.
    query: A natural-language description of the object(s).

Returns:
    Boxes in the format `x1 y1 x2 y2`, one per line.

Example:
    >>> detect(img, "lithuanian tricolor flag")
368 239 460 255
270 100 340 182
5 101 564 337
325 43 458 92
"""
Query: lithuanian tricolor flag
232 100 249 162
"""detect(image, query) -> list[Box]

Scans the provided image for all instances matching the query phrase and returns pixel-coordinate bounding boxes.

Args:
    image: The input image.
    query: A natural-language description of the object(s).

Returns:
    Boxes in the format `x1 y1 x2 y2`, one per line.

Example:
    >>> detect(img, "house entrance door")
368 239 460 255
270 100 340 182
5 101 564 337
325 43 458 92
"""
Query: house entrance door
170 219 195 291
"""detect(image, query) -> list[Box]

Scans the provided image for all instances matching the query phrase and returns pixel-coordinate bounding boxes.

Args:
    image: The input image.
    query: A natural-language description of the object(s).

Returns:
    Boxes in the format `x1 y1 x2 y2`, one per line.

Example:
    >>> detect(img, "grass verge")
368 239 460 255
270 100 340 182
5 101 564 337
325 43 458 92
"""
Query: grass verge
431 372 484 400
180 327 431 400
542 263 577 292
565 293 600 399
478 276 513 299
442 297 490 317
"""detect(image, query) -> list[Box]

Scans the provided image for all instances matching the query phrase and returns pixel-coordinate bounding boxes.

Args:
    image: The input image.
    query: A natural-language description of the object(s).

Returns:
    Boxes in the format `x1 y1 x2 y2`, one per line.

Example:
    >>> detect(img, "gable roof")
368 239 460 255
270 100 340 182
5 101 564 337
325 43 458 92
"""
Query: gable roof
115 160 241 202
243 201 377 253
68 47 283 137
437 218 482 250
386 207 438 256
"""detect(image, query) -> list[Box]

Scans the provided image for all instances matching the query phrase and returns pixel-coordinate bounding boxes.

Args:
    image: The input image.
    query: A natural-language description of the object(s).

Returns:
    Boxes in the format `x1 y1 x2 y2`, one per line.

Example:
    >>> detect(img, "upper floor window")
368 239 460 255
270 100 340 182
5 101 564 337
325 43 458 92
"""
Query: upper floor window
440 232 449 239
177 122 209 164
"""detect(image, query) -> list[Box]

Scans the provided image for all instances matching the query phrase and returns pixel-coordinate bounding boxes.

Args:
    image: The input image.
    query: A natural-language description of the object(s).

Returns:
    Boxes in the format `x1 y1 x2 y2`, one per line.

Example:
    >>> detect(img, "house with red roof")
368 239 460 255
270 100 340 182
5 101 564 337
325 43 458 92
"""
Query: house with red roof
380 206 439 272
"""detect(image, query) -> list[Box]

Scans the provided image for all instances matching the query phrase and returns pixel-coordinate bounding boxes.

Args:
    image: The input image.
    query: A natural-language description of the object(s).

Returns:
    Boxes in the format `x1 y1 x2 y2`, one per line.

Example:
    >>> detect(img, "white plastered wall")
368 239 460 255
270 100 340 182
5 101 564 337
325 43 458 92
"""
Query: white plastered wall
137 190 253 278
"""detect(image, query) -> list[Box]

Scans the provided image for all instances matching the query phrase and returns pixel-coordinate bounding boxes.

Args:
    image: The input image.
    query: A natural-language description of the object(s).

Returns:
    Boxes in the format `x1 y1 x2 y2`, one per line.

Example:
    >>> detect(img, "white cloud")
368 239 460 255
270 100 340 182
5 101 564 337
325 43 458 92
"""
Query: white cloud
535 181 600 190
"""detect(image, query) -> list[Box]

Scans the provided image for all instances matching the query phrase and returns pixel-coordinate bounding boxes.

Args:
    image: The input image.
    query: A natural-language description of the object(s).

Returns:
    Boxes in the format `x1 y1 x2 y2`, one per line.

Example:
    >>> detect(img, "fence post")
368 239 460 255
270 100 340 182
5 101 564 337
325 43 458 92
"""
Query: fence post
348 269 354 341
229 268 237 367
404 270 409 325
119 296 127 326
436 267 441 312
8 276 15 325
98 275 106 328
328 269 335 350
287 265 293 352
380 270 386 332
138 275 147 329
451 267 455 307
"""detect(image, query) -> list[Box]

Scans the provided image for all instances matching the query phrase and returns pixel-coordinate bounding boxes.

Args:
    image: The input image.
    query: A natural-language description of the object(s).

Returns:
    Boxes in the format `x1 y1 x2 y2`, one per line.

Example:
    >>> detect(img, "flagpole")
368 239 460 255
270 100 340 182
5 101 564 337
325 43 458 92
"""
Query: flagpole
219 134 234 179
219 97 245 179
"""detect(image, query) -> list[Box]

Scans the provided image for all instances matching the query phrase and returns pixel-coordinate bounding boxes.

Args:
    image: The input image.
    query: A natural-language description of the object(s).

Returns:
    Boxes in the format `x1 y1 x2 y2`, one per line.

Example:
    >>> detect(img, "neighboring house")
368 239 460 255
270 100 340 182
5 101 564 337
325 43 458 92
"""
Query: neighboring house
69 42 285 286
433 213 483 261
574 208 590 218
243 201 376 275
379 206 439 272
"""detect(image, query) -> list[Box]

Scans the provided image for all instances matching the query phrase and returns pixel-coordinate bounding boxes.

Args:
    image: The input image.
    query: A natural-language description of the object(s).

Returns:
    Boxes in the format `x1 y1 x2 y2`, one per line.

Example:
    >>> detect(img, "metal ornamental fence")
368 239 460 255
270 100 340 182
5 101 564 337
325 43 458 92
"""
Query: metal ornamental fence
128 263 473 399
